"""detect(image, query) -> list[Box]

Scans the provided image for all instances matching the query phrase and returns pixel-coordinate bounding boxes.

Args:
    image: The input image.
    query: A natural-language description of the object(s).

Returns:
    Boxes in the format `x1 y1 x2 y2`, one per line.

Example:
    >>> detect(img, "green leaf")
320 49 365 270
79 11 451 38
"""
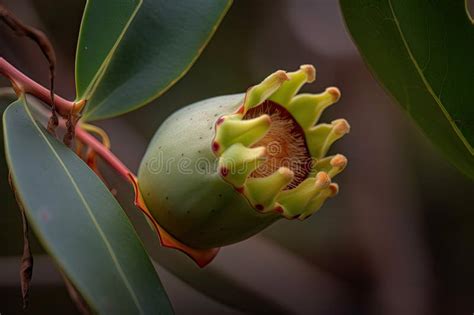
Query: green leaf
340 0 474 179
75 0 142 99
76 0 232 121
3 96 174 314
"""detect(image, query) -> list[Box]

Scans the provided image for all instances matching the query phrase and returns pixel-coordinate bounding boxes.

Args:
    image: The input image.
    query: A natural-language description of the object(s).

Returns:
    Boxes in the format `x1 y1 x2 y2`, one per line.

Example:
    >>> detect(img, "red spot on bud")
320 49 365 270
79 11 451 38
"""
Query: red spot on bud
255 204 264 211
212 141 220 152
235 186 244 193
220 167 229 177
274 206 284 214
216 116 225 126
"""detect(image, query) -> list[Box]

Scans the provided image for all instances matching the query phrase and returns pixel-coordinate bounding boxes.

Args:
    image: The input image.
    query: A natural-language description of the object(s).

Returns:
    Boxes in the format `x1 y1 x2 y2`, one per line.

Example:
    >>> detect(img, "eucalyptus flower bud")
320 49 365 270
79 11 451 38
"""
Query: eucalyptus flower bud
138 65 349 249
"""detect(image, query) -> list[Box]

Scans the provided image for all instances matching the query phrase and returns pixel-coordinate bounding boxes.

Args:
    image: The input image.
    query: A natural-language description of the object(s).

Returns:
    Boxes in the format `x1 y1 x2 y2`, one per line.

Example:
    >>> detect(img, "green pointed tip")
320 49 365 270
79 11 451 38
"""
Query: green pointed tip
313 154 348 178
276 171 331 219
243 70 289 111
218 143 267 188
213 114 271 155
329 183 339 196
300 64 316 82
314 171 332 190
327 87 341 102
286 87 342 129
269 64 317 106
299 183 339 220
244 167 294 212
307 119 350 158
332 119 350 135
329 154 348 176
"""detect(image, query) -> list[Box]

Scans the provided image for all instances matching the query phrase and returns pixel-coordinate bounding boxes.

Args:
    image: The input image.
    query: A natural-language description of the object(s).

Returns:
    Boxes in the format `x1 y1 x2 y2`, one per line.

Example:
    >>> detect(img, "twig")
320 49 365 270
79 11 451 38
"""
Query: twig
8 174 34 310
75 127 134 181
0 57 77 116
0 4 58 132
0 58 135 182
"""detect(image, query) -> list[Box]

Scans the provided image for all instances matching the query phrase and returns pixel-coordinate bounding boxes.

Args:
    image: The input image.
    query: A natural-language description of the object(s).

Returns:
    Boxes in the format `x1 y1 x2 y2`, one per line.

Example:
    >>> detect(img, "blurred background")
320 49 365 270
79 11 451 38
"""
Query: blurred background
1 0 473 314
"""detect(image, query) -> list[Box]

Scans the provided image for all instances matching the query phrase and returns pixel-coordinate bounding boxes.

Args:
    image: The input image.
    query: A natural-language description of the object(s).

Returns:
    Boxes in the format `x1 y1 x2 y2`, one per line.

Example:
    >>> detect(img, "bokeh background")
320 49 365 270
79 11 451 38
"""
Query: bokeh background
1 1 473 314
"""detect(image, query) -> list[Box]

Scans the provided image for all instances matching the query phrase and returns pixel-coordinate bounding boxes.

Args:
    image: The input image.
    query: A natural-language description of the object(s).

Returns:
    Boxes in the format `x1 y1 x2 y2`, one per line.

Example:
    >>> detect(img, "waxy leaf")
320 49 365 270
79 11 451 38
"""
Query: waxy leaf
75 0 142 99
340 0 474 179
76 0 232 121
3 96 174 314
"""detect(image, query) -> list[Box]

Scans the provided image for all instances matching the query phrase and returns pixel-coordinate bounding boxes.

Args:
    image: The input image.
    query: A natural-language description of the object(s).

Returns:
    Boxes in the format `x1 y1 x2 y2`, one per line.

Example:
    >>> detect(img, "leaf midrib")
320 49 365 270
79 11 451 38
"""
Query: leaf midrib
21 97 143 313
75 0 143 102
387 0 474 155
81 0 233 121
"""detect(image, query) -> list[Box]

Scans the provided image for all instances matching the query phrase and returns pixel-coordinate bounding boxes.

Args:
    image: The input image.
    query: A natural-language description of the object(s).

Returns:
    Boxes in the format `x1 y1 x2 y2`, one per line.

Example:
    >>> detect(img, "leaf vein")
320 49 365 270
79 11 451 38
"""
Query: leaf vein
22 97 143 313
387 0 473 154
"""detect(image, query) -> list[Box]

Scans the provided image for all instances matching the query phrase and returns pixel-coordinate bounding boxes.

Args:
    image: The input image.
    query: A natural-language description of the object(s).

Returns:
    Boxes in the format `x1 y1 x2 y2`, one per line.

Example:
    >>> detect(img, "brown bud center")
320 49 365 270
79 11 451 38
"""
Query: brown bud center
243 100 312 189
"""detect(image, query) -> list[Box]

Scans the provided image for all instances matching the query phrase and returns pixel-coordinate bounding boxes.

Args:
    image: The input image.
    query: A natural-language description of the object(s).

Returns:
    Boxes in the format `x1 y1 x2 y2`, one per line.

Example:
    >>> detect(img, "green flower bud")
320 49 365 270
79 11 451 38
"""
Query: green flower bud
138 65 349 250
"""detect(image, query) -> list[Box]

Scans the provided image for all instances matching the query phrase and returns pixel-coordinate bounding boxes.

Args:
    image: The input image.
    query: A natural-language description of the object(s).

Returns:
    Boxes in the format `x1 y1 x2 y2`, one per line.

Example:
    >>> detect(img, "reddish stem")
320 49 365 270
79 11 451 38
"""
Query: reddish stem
0 58 220 266
0 57 135 182
0 57 80 116
75 128 134 181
